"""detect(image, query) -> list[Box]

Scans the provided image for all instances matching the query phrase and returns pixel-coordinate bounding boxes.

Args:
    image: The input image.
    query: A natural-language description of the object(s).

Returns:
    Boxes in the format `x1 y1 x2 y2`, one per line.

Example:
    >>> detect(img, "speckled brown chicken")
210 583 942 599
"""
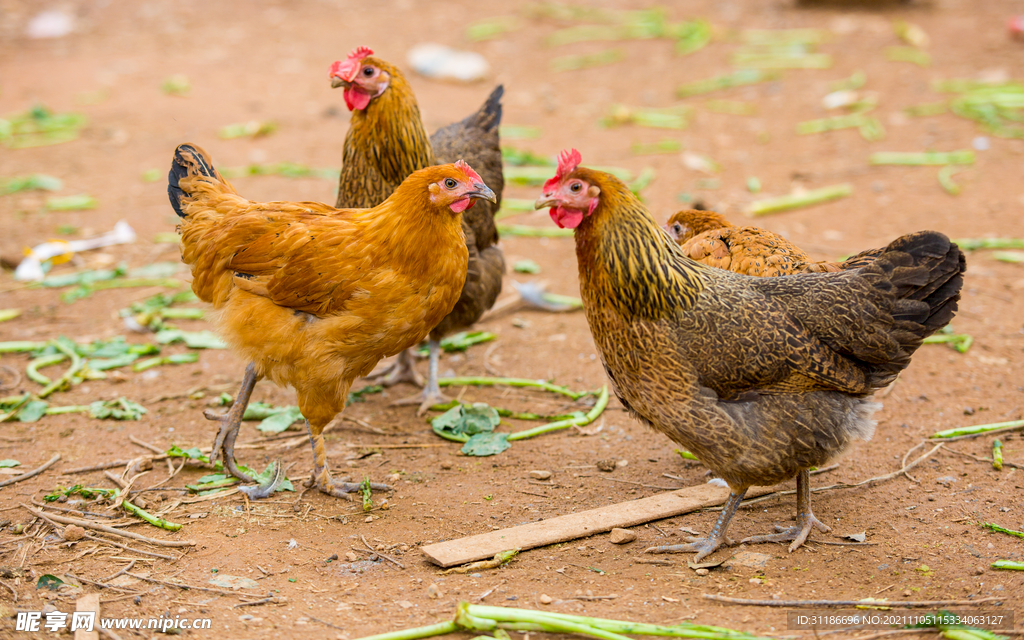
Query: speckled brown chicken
330 47 505 413
664 209 882 276
536 150 966 560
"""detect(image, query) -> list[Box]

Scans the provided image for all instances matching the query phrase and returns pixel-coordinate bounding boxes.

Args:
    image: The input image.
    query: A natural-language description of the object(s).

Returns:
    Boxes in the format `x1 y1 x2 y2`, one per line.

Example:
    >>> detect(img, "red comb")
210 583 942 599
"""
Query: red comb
543 148 582 191
454 159 483 183
330 46 375 83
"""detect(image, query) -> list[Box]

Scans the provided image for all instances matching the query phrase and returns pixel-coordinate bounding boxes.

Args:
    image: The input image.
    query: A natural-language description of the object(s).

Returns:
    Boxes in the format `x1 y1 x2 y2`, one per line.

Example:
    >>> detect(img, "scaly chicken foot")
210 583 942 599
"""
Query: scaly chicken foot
741 469 829 552
643 489 746 562
365 349 424 388
203 362 259 485
391 339 452 416
304 421 392 499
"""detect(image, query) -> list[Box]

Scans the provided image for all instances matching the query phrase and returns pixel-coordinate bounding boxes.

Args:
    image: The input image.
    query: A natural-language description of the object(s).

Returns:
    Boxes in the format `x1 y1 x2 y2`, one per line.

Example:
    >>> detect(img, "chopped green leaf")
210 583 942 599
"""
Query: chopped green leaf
462 431 511 456
348 385 383 404
155 329 227 349
219 120 278 139
257 406 304 433
432 402 501 442
88 397 147 420
0 105 87 148
17 399 50 422
46 194 97 211
513 259 541 274
992 560 1024 571
0 174 63 195
36 575 64 591
162 75 191 96
0 459 21 468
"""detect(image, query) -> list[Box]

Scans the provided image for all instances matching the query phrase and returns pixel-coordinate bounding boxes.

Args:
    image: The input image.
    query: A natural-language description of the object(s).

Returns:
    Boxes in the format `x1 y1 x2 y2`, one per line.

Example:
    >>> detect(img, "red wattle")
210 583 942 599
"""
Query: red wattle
344 88 372 111
549 206 584 229
449 197 472 213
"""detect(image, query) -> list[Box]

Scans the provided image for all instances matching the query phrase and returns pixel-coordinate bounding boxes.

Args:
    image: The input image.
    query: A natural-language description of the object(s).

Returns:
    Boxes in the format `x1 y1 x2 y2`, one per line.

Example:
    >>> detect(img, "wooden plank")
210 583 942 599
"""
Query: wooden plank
420 484 776 567
74 592 100 640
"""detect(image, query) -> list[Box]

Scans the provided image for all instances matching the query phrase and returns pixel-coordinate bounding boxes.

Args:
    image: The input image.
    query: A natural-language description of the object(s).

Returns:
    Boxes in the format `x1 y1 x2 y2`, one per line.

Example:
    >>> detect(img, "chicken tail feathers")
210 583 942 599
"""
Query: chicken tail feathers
168 143 232 218
472 85 503 133
862 231 966 385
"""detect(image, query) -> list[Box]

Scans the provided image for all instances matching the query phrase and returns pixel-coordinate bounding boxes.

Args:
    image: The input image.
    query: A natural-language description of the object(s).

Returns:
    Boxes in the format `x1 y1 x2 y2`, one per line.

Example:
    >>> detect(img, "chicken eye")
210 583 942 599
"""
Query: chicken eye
570 182 582 193
673 224 682 233
444 178 458 189
362 66 374 77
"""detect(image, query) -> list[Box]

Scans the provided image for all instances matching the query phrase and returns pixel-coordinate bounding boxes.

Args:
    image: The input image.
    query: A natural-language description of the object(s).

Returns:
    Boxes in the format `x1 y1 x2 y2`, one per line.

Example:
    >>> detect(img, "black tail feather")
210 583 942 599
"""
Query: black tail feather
869 231 966 382
475 84 503 133
168 143 219 218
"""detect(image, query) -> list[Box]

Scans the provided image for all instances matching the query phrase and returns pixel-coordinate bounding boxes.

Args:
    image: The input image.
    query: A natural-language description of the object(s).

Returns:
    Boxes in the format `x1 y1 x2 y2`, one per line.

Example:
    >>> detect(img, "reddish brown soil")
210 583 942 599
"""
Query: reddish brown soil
1 0 1022 638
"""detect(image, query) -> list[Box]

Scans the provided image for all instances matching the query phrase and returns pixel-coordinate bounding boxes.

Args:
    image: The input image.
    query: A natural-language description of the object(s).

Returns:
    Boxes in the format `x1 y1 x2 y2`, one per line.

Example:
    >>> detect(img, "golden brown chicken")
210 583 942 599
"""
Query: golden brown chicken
664 209 881 276
536 149 965 559
168 143 495 498
330 46 505 413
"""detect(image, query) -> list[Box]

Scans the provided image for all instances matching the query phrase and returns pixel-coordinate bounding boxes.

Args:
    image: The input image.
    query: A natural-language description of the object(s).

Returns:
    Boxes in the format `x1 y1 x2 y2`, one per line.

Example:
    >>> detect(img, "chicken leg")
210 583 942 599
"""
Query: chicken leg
203 363 282 499
305 420 392 498
644 489 746 561
742 469 829 552
204 363 259 484
365 349 424 388
391 339 452 416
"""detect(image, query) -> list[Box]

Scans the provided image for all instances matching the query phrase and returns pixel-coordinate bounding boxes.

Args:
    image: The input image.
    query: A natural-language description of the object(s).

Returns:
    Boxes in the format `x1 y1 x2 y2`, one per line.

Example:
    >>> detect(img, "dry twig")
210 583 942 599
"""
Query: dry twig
125 572 262 597
22 505 195 547
0 454 61 489
360 534 405 569
702 594 1004 607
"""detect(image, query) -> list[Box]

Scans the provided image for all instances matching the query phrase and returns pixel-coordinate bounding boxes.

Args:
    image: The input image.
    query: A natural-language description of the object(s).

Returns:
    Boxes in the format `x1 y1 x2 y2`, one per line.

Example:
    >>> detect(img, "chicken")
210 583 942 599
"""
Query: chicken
664 209 882 276
535 149 965 559
168 143 495 498
329 46 505 413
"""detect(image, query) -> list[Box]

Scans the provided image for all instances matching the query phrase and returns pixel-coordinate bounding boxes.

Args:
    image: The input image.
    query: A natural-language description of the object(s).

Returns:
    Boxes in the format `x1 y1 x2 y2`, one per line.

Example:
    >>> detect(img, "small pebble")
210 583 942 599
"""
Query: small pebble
695 568 710 576
539 594 553 604
427 583 442 599
975 567 985 575
62 525 86 541
902 589 912 597
386 473 401 483
972 136 990 151
346 552 358 562
609 528 636 544
749 577 762 585
364 516 373 523
440 462 453 470
528 470 552 480
596 459 617 472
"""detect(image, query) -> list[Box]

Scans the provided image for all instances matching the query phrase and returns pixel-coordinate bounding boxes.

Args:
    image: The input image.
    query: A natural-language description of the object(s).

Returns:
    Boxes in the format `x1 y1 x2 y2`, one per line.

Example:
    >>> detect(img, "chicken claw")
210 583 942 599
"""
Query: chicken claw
204 362 259 485
741 469 829 552
365 349 424 388
304 421 392 499
390 339 451 416
643 490 746 561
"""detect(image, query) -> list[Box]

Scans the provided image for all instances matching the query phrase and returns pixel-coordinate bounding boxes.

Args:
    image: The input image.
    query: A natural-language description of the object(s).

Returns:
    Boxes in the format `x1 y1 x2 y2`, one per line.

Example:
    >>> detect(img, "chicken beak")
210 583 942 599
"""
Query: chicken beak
534 194 558 210
330 76 349 89
467 183 497 204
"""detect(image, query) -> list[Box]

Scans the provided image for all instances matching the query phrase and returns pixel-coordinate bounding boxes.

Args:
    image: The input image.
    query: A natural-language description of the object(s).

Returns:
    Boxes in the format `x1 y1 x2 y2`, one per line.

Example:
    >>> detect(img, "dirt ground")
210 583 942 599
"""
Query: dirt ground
1 0 1023 638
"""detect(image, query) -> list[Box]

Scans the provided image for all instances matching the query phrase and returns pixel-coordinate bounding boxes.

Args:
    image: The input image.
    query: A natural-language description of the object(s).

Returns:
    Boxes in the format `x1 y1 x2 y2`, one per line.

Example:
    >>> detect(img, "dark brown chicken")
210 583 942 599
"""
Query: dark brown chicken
664 209 881 276
330 46 505 413
169 143 495 499
536 149 965 559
